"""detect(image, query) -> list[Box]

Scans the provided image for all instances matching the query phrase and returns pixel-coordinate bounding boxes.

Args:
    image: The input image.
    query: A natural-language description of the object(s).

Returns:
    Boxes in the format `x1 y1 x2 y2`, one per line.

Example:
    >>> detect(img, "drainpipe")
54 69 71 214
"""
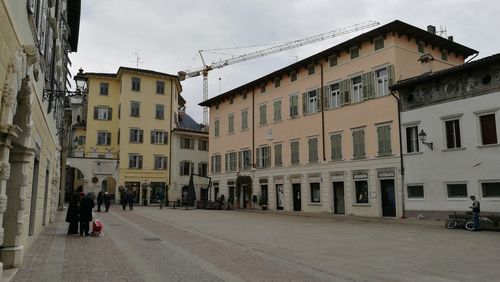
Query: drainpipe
251 89 255 168
390 91 406 219
318 62 326 161
167 78 174 203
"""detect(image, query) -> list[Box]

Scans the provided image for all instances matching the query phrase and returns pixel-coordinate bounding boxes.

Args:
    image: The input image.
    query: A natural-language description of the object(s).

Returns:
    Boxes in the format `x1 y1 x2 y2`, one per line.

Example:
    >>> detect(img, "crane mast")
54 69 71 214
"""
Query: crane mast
179 20 380 125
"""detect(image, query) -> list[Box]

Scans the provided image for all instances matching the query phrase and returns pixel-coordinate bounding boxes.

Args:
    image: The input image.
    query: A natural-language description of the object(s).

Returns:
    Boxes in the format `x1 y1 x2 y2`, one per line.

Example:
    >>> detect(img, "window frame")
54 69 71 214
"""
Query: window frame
308 137 318 163
129 128 144 144
100 82 109 96
131 77 141 91
443 118 462 149
259 104 267 125
128 154 143 169
354 180 369 204
329 83 341 109
446 182 468 199
155 104 165 120
156 81 165 94
154 155 168 170
330 133 342 161
377 124 392 157
130 101 140 117
373 37 384 51
274 143 283 167
351 76 363 103
228 113 235 134
214 119 220 137
405 125 420 153
241 110 248 130
273 100 282 122
375 67 389 97
350 46 359 59
477 112 498 145
289 94 299 118
97 131 111 146
290 140 300 165
407 184 424 199
310 183 321 203
481 181 500 198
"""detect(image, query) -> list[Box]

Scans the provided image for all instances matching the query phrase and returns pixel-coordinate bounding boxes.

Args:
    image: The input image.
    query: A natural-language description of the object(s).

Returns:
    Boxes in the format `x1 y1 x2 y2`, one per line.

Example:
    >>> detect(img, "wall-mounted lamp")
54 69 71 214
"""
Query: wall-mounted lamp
418 129 433 151
42 68 88 112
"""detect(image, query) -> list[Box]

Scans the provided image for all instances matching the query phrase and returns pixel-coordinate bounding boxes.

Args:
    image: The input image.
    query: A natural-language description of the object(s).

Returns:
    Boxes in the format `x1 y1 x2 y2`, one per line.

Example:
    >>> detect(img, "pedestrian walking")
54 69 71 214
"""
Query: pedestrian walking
128 191 135 211
104 192 111 212
97 191 104 212
157 190 165 209
122 189 129 211
65 192 80 235
469 195 480 231
79 192 95 236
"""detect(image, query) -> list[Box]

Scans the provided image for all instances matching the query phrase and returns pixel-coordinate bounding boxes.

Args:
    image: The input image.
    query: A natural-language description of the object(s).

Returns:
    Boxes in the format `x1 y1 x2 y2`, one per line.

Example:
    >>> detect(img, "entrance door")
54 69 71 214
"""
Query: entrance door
260 185 268 203
29 158 40 236
381 179 396 217
333 182 345 214
292 183 301 211
276 184 284 210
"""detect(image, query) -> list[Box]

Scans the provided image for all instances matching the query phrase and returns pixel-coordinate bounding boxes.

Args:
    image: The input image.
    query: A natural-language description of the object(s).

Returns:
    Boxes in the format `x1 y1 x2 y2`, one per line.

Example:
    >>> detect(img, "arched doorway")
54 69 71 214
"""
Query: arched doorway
66 167 85 201
101 177 117 201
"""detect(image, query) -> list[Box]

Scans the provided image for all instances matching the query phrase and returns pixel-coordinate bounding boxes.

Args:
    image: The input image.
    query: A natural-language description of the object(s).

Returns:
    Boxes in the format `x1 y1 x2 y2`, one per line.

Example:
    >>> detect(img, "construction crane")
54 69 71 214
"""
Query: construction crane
178 21 380 125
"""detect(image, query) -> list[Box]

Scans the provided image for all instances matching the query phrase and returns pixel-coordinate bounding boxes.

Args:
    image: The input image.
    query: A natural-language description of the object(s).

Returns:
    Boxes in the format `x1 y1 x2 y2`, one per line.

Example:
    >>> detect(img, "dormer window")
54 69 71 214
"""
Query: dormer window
441 50 448 61
350 46 359 59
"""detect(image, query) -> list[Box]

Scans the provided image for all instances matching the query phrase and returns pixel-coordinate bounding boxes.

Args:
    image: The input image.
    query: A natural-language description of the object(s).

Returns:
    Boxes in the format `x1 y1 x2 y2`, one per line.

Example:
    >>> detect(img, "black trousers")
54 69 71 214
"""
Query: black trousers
79 221 90 236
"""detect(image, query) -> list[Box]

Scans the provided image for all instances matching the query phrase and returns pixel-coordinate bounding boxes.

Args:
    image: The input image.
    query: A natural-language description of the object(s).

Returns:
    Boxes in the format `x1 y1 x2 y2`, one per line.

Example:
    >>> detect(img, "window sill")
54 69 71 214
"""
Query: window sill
477 143 500 149
482 198 500 202
446 198 468 201
376 154 395 158
272 119 283 124
288 115 301 120
308 203 322 206
330 158 344 162
442 147 466 152
351 157 367 160
258 123 268 127
352 203 370 207
227 132 235 136
403 152 423 156
240 128 249 132
406 198 426 201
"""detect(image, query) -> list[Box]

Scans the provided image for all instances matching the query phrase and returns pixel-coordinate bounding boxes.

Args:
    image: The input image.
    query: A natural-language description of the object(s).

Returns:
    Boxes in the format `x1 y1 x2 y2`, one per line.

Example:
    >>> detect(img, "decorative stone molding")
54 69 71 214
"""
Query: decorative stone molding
0 195 7 212
22 45 38 68
16 221 23 235
0 161 11 180
18 196 26 211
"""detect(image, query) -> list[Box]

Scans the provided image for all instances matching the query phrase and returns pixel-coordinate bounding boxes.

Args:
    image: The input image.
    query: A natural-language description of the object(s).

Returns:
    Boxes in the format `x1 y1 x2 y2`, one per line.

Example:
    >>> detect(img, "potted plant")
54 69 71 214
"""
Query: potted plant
258 194 268 210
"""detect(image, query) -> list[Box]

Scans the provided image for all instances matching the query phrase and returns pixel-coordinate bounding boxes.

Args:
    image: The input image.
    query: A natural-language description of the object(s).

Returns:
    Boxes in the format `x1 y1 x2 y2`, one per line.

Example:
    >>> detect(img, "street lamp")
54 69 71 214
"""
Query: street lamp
43 68 88 106
418 129 434 151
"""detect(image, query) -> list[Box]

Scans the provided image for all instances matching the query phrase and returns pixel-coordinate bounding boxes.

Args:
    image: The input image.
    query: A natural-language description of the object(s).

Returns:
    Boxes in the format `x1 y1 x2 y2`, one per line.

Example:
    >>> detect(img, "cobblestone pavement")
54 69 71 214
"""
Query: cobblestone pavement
11 205 500 281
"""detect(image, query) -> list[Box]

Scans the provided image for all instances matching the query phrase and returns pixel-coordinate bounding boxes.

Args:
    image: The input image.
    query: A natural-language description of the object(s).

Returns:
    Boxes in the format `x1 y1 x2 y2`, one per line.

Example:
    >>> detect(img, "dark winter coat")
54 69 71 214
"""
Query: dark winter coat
65 193 80 223
79 195 95 222
97 191 104 204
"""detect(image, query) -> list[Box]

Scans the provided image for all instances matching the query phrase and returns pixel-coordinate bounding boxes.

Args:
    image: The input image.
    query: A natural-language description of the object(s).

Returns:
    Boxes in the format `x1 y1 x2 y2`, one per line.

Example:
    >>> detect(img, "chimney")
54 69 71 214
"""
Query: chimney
448 36 454 42
427 25 436 34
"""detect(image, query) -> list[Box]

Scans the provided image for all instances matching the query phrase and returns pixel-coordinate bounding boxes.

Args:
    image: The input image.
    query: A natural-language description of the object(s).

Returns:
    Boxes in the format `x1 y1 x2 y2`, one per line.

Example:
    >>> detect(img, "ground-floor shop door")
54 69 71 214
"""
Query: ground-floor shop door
381 179 396 217
292 183 301 211
333 182 345 214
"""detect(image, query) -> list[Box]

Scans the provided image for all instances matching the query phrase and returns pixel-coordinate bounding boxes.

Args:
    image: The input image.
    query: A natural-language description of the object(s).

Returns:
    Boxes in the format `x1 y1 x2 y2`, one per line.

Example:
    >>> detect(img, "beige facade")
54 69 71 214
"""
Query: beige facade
0 0 80 276
67 67 195 205
201 20 477 217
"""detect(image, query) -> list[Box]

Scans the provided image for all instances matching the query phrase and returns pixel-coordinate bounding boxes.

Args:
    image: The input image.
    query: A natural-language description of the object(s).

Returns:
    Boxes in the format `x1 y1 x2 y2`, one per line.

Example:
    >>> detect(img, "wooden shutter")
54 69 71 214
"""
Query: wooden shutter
340 79 350 104
480 114 498 144
108 108 113 120
238 151 242 170
387 65 395 86
129 129 134 142
180 162 184 175
164 132 168 144
151 131 155 144
362 72 375 99
163 157 168 170
139 130 144 143
302 92 308 115
316 89 322 112
94 107 98 119
210 156 214 174
256 148 261 168
138 156 143 169
323 86 330 110
106 132 111 145
360 131 366 157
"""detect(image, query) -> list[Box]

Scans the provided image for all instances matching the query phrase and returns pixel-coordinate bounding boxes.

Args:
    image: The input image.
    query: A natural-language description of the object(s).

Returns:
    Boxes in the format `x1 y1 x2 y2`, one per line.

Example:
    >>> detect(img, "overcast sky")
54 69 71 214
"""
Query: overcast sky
70 0 500 123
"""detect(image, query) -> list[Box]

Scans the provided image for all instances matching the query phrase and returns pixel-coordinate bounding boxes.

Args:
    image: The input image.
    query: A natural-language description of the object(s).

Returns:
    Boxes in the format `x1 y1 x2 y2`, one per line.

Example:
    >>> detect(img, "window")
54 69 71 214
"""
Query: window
260 83 266 93
374 37 384 50
417 42 425 53
130 101 140 117
304 89 319 114
225 152 237 172
330 133 342 160
239 149 252 170
274 77 281 88
198 162 208 177
132 77 141 91
180 137 194 149
407 185 424 198
155 104 165 119
241 110 248 130
97 131 111 145
447 183 467 198
482 182 500 198
355 181 369 203
229 97 234 104
310 183 321 203
259 104 267 125
129 128 144 143
308 138 318 162
128 154 143 169
406 126 419 153
329 55 338 67
445 119 461 149
100 82 109 95
256 146 270 168
94 106 112 120
156 81 165 94
352 129 365 159
180 161 192 176
328 83 341 109
242 92 247 99
228 114 234 133
151 130 168 144
441 50 448 61
274 144 282 166
154 155 168 170
377 125 392 156
290 71 297 82
198 139 208 151
273 100 282 122
214 119 220 137
289 95 299 118
351 76 363 103
375 68 389 97
308 64 315 75
77 136 86 145
479 114 498 145
211 155 221 174
291 141 300 164
350 47 359 59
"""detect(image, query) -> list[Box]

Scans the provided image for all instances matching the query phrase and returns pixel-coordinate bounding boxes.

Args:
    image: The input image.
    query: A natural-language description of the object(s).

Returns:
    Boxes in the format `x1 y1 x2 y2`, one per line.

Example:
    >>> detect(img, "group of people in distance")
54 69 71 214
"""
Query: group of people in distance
65 191 111 236
121 189 136 211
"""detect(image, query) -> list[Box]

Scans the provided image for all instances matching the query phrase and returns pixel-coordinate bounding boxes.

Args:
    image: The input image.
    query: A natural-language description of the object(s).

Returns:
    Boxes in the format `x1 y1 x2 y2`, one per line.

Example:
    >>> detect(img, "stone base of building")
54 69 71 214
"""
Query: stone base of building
405 210 500 220
0 246 24 269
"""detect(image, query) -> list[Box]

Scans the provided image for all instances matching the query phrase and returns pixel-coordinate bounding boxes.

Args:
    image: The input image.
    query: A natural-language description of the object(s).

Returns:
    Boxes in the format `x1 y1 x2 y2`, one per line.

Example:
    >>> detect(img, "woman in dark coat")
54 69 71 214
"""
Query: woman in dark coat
79 193 95 236
65 192 80 234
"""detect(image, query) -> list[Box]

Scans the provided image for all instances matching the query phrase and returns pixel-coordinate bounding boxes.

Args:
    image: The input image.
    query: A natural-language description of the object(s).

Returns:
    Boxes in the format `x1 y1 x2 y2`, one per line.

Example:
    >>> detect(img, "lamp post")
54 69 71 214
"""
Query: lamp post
418 129 434 150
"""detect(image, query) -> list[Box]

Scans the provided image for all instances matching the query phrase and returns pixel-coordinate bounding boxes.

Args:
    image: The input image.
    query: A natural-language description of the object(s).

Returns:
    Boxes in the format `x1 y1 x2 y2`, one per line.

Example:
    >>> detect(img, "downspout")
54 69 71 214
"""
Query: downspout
167 78 174 203
390 90 405 219
318 62 326 161
251 89 255 168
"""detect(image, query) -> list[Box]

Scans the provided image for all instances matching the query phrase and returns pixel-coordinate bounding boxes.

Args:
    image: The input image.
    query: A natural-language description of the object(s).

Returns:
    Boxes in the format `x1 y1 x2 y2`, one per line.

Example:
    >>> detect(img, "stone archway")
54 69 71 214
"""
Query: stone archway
101 176 117 200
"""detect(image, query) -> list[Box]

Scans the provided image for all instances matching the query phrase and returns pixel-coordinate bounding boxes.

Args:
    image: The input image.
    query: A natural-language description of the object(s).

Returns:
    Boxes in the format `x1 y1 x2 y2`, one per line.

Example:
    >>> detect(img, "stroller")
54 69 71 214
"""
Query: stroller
90 219 104 237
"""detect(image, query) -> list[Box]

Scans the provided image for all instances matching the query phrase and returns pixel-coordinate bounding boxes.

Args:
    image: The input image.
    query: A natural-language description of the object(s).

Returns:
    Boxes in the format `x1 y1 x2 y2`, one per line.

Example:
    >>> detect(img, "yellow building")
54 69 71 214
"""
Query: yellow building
68 67 183 204
0 0 81 276
200 20 477 217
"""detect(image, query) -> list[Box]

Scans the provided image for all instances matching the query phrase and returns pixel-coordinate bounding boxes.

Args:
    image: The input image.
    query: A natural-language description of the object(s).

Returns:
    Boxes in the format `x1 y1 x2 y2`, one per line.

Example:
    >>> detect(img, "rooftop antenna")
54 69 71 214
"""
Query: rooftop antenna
438 26 447 38
132 52 143 68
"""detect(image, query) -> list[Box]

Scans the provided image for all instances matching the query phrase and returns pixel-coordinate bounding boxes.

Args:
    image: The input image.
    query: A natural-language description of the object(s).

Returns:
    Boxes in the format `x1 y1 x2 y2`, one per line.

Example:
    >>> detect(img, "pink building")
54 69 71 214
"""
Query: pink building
200 20 477 217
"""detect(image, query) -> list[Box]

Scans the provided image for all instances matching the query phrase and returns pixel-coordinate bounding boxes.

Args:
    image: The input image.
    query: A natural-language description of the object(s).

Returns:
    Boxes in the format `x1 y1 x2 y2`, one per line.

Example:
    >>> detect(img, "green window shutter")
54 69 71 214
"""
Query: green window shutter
256 148 261 168
331 134 342 160
302 92 308 115
362 73 369 100
323 85 330 110
367 72 375 99
316 89 322 112
353 131 359 158
151 130 155 144
387 65 395 86
386 126 392 154
289 96 294 117
108 108 113 120
106 132 111 145
360 131 365 157
340 79 351 104
225 153 229 172
139 130 144 143
377 127 383 155
94 107 98 119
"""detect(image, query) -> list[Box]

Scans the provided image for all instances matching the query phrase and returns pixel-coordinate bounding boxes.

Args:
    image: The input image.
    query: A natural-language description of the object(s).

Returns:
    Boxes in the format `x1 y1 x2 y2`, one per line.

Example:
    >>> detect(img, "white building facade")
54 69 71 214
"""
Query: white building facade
394 54 500 218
